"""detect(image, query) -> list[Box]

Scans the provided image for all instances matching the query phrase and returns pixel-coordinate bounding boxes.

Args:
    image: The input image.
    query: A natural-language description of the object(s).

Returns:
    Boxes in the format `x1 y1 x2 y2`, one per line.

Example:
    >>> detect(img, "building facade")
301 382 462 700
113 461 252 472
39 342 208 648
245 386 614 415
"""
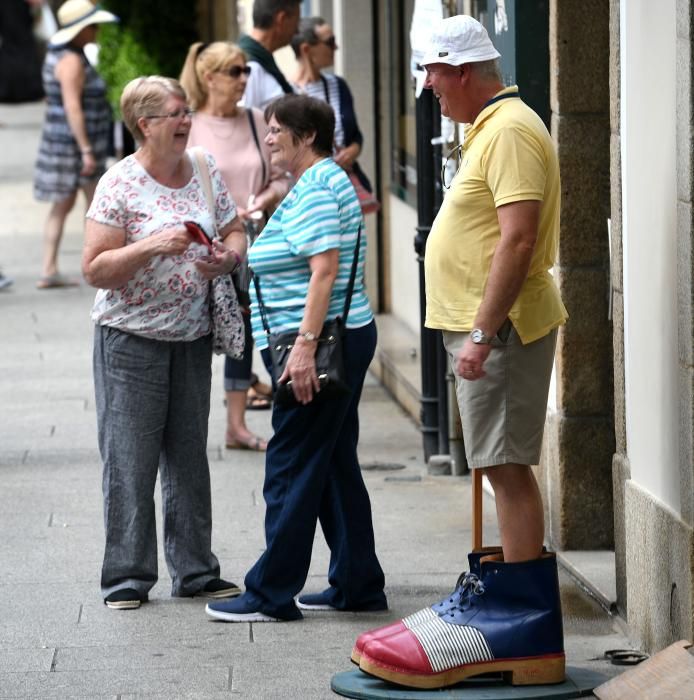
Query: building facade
206 0 694 653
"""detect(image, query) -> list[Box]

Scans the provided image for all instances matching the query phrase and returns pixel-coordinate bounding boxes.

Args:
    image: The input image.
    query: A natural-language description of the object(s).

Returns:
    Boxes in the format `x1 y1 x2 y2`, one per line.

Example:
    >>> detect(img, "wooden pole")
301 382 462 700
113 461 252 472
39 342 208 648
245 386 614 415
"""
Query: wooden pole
472 468 483 550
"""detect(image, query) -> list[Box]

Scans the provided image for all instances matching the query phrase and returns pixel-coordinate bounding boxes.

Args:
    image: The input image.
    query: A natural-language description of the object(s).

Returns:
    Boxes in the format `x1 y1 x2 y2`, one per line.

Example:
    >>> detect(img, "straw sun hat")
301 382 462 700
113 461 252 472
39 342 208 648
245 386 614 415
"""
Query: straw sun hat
50 0 118 47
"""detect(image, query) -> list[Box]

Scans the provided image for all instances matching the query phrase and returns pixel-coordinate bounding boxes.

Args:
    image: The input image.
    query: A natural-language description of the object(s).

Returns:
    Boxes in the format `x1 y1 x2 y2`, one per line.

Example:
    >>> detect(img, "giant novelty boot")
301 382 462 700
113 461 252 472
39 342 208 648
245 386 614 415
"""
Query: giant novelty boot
359 552 565 689
351 547 502 664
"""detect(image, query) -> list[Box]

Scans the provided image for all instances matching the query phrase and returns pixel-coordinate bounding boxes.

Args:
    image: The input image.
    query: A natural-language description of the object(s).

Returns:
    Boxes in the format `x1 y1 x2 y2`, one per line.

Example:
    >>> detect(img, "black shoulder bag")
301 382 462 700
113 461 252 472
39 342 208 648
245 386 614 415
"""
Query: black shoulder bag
253 225 362 408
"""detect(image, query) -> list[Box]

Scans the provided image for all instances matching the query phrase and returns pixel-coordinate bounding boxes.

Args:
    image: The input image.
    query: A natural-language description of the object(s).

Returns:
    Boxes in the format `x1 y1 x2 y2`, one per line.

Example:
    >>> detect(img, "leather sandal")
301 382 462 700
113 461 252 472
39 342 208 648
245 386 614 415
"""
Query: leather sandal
225 435 267 451
250 379 273 399
246 391 271 410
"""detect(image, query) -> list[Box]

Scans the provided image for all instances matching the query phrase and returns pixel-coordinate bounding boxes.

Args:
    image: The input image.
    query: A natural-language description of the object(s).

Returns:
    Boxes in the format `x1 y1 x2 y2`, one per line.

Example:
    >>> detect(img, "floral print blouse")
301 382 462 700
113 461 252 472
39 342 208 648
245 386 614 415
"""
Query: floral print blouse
86 150 236 341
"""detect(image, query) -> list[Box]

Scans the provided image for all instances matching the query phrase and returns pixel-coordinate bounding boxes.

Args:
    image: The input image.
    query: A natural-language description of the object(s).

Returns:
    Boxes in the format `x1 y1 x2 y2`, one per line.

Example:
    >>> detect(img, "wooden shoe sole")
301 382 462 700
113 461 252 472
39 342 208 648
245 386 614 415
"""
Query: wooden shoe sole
359 652 566 689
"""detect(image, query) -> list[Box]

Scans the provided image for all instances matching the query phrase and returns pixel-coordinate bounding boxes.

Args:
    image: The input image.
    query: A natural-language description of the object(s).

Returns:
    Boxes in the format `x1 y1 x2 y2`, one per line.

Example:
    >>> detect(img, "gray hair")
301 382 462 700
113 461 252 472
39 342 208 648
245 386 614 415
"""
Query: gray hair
470 59 502 83
121 76 187 142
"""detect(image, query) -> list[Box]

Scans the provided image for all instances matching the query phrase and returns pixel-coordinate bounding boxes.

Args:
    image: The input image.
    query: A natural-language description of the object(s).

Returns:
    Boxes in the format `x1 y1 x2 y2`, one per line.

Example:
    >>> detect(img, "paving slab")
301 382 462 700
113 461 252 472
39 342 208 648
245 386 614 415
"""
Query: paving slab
0 648 55 674
0 667 232 698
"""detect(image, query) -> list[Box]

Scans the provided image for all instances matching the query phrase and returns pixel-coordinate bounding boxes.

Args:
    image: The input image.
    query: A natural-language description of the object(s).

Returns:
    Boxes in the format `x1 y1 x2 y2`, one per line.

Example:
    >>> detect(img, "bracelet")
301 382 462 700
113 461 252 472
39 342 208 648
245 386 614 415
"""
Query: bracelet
81 146 93 155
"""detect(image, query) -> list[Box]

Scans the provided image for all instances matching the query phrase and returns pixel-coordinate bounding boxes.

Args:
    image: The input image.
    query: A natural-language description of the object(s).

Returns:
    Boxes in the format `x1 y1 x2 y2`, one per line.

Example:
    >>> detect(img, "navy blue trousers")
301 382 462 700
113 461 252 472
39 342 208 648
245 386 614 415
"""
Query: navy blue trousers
243 320 386 619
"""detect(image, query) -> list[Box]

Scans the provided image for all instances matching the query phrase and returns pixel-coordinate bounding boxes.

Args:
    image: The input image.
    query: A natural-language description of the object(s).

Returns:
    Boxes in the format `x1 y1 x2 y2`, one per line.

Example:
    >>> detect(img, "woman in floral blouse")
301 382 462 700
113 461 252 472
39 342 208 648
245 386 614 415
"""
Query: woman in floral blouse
82 76 246 611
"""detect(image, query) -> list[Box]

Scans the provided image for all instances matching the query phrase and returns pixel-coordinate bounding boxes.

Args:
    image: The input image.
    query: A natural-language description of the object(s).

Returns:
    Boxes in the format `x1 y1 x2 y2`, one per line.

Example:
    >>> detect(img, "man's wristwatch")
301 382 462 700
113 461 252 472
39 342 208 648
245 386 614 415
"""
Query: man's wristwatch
470 328 493 345
297 330 317 342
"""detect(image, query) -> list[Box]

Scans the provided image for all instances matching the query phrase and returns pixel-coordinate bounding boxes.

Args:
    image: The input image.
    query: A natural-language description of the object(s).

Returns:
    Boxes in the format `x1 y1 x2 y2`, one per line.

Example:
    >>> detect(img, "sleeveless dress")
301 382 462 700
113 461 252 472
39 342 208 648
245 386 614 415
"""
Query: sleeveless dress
33 46 111 202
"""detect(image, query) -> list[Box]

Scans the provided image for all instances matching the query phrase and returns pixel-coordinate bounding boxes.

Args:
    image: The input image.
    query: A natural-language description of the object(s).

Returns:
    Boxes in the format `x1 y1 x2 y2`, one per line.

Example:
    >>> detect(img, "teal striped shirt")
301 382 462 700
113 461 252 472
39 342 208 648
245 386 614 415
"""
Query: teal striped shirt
249 157 372 349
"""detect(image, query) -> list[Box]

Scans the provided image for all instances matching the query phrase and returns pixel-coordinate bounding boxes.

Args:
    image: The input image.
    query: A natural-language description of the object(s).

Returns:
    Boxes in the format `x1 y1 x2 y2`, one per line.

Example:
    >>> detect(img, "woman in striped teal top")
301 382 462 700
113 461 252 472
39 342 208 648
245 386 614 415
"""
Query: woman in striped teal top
246 139 373 346
206 94 386 623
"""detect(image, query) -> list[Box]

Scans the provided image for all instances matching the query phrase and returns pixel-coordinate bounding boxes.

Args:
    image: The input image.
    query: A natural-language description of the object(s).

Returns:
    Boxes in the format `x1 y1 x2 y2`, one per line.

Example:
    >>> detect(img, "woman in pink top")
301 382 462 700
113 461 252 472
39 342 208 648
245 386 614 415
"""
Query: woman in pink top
181 41 290 451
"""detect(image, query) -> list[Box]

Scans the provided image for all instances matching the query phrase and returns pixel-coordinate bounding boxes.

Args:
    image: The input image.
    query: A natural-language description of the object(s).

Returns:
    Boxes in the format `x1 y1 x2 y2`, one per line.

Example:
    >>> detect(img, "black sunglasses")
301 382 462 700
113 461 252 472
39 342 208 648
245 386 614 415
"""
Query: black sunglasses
320 36 337 49
224 65 251 78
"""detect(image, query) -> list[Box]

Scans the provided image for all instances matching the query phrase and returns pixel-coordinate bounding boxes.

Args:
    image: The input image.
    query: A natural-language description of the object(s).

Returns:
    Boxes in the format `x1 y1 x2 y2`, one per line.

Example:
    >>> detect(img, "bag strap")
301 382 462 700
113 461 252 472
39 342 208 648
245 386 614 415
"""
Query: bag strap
190 147 219 239
319 74 330 103
246 109 267 187
238 34 294 95
252 273 272 336
253 223 362 336
341 223 361 324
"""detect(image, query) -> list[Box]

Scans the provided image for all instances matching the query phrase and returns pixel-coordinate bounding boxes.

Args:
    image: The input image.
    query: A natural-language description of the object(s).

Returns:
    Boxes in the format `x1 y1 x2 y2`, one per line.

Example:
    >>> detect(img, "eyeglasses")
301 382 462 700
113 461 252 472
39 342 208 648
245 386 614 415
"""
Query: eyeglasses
320 36 337 49
424 65 464 77
223 65 252 79
144 108 195 120
441 143 463 190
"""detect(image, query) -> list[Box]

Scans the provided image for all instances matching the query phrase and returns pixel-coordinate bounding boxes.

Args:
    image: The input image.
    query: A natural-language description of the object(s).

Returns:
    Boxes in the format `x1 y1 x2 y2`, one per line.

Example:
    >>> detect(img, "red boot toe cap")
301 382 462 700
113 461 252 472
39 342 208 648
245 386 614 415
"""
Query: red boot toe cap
354 620 407 657
361 628 433 676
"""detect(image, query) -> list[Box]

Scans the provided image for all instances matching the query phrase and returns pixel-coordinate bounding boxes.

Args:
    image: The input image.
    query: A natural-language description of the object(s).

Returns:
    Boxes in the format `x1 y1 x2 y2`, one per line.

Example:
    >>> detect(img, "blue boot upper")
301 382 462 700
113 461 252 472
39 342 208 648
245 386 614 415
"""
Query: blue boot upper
438 554 564 660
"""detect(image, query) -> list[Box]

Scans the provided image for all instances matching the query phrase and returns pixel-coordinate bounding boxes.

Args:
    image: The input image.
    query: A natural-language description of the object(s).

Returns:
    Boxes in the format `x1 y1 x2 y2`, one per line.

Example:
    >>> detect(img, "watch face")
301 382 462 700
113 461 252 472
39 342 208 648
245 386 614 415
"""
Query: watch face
471 329 483 343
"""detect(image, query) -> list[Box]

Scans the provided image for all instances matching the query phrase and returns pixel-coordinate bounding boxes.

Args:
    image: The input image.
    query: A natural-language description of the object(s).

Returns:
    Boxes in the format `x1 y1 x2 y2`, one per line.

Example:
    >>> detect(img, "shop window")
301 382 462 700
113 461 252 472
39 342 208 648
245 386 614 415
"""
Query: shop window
387 1 548 209
387 0 417 206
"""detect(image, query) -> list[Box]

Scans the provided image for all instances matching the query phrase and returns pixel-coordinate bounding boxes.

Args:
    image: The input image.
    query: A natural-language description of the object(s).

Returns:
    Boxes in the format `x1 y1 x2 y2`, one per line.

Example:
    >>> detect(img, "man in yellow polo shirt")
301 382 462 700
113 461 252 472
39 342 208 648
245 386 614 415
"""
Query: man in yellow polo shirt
354 16 568 690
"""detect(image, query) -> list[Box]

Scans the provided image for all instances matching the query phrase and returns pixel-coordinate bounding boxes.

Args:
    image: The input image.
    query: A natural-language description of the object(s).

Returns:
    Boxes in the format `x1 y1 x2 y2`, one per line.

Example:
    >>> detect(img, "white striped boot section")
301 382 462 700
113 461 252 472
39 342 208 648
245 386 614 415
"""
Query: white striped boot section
410 616 494 673
402 606 438 630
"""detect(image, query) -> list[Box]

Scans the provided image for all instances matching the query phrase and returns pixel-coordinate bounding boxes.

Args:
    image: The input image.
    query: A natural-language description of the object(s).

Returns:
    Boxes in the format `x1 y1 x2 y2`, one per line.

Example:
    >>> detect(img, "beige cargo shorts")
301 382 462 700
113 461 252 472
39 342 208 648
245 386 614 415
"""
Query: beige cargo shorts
442 323 557 469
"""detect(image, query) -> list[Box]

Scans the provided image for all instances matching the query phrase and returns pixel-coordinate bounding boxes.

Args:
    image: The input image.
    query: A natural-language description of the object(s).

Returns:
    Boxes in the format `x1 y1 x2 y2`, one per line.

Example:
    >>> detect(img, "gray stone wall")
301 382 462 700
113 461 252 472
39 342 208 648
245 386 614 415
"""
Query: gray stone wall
624 481 693 648
611 0 694 649
677 0 694 527
542 0 615 550
672 0 694 648
608 0 628 618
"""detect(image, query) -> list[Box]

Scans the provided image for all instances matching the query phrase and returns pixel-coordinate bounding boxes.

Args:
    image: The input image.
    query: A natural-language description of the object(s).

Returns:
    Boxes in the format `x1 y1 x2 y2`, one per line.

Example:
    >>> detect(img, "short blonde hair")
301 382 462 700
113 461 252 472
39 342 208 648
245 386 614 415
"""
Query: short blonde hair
121 76 187 142
179 42 246 110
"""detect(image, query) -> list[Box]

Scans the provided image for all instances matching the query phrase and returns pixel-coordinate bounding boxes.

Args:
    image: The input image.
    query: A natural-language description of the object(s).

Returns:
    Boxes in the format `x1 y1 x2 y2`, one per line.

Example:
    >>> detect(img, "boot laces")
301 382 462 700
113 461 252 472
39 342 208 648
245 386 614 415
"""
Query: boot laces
448 573 485 613
444 571 475 605
466 573 486 596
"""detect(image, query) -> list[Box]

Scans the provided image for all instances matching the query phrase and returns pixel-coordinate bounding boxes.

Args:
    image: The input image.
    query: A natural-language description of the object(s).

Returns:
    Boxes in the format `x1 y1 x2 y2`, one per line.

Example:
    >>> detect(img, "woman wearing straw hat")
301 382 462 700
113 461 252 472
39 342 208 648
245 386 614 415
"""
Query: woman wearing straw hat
33 0 116 289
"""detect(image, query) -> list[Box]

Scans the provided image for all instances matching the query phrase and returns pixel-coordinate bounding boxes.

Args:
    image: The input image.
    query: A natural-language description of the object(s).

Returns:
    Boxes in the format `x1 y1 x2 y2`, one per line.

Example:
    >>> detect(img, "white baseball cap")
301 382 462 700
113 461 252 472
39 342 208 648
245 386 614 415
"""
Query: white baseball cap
420 15 500 68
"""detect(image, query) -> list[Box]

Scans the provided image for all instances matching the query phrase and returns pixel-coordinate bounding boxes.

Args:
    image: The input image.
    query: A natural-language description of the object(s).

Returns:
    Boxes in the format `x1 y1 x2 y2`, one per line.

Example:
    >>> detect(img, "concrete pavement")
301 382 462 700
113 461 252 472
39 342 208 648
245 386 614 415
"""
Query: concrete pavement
0 102 632 699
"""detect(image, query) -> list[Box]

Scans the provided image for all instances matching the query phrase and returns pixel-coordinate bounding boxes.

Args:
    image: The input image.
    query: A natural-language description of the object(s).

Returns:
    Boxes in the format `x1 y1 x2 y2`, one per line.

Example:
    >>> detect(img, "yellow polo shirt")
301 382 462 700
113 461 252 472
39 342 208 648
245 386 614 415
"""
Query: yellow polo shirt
424 86 567 344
